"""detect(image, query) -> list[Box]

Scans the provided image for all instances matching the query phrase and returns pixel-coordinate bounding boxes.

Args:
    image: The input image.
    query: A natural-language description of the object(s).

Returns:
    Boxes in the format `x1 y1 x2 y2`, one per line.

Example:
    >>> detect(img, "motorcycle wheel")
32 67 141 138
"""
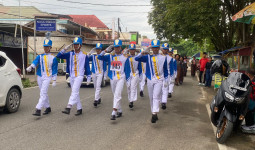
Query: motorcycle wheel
216 117 233 144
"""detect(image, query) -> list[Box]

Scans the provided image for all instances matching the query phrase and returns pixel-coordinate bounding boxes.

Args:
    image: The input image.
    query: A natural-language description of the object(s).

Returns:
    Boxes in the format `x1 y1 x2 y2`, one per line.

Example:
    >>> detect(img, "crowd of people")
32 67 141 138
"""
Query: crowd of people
26 37 187 123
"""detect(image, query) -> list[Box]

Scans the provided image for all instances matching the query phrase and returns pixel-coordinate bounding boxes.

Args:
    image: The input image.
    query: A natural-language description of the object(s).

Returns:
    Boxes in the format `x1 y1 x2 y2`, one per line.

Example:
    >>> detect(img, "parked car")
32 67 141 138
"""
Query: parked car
58 63 67 75
0 51 23 113
65 62 110 87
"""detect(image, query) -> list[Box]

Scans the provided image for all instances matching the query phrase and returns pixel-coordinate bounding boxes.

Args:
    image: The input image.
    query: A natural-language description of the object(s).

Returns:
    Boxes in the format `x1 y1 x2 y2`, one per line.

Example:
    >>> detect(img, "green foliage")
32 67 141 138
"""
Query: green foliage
22 78 37 88
149 0 255 52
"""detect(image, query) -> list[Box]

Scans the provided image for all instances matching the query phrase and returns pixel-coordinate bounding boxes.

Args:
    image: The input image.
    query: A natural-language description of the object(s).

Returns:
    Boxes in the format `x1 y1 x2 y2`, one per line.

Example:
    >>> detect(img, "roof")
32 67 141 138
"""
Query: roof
69 15 108 29
218 46 241 55
0 6 48 19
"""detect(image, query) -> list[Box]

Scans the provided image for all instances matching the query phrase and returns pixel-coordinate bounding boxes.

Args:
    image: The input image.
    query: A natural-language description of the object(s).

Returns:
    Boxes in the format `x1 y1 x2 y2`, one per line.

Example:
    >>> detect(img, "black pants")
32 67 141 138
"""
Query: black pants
199 71 206 83
245 110 254 126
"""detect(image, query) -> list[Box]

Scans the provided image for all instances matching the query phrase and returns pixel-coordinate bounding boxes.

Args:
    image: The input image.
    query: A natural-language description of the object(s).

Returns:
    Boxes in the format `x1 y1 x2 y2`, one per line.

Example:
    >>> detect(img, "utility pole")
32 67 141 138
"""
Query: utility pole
19 0 25 78
34 17 37 81
117 18 120 39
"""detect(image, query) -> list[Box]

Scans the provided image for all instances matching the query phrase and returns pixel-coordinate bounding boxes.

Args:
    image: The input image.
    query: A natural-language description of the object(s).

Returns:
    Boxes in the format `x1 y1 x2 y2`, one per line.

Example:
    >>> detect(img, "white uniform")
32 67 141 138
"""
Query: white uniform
98 51 131 113
31 53 58 110
57 50 91 110
127 55 141 103
89 54 104 101
139 62 146 92
162 54 173 104
135 53 168 113
169 58 177 94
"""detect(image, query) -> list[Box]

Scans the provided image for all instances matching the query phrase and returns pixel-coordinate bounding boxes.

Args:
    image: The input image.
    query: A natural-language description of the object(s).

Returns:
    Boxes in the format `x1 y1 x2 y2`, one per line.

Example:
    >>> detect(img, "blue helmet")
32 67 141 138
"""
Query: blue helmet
114 39 122 47
43 39 52 47
169 48 174 53
129 43 136 50
151 40 160 48
162 43 169 50
73 37 82 45
96 43 103 49
140 48 145 53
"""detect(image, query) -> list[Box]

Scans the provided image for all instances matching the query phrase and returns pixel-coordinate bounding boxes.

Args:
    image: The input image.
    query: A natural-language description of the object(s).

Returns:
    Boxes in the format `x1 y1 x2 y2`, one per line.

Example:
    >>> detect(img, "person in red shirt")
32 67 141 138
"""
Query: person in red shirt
198 52 208 86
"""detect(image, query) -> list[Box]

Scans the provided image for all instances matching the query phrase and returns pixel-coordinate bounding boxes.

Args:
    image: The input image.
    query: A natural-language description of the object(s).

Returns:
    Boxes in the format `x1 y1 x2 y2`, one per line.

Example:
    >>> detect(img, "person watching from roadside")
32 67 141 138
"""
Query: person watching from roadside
198 52 208 86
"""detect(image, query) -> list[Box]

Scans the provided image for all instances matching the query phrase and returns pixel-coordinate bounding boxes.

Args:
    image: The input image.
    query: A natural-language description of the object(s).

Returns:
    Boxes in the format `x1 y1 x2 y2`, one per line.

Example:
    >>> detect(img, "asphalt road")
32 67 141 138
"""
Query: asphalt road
0 73 254 150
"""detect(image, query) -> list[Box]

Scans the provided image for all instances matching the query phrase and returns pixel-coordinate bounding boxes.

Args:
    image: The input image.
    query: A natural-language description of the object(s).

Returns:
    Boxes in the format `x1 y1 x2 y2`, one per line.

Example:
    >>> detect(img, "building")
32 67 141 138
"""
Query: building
69 15 112 40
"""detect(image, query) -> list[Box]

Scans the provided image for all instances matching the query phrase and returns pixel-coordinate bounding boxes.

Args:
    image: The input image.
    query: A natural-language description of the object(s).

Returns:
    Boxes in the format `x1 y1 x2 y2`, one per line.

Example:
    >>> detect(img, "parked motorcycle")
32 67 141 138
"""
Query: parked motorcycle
210 60 251 144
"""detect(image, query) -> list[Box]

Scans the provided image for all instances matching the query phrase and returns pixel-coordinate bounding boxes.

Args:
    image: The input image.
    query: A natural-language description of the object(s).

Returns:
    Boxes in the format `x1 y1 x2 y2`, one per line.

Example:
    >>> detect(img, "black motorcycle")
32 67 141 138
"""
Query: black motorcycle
210 60 251 144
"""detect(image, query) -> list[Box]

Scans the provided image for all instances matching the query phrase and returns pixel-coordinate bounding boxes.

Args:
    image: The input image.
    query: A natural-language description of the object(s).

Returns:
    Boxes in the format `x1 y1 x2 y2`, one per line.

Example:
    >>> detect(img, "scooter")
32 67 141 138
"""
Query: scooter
210 72 250 143
210 60 251 144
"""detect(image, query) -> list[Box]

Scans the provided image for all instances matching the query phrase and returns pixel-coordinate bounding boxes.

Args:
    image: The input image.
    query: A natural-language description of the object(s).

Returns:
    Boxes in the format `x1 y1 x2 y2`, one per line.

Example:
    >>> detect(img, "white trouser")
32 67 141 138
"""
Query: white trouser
68 76 83 110
127 75 139 102
110 77 125 112
169 83 175 94
92 73 103 101
147 78 163 113
36 76 51 110
162 77 170 104
139 73 146 91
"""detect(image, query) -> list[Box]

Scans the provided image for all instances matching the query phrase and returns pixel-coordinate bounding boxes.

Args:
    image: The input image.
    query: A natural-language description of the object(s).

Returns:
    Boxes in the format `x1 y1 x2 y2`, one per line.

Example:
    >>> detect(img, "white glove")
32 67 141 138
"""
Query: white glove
106 45 114 52
144 46 151 53
104 75 107 80
26 66 33 72
164 80 168 88
89 47 97 55
52 81 57 87
86 76 91 86
64 43 73 51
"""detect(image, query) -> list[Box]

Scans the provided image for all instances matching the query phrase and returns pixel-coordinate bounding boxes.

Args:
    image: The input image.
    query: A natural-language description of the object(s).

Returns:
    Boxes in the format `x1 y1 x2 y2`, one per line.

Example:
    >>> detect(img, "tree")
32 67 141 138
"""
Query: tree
148 0 255 52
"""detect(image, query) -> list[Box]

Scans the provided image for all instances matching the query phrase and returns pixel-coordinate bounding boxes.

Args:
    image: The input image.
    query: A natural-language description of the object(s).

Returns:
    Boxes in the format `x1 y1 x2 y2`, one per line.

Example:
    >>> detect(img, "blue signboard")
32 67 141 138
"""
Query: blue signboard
141 41 150 47
36 19 56 31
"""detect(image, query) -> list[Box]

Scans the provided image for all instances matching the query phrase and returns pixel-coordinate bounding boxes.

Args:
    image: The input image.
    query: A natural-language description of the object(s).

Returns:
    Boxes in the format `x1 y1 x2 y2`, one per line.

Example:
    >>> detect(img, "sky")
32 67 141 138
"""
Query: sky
2 0 156 39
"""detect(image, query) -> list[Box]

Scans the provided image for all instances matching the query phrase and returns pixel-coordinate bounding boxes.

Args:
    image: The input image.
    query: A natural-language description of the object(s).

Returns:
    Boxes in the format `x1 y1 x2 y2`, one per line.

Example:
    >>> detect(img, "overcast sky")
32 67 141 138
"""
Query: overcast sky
2 0 156 39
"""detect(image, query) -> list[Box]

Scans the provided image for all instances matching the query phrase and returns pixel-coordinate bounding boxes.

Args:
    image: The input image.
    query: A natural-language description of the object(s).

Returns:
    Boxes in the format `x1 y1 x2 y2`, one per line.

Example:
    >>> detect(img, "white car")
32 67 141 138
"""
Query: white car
0 51 23 113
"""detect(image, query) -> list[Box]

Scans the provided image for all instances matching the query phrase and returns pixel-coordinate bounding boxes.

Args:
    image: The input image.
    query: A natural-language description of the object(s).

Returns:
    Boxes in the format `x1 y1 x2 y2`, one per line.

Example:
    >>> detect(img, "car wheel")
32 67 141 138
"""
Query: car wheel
5 88 21 113
67 83 71 87
58 69 64 75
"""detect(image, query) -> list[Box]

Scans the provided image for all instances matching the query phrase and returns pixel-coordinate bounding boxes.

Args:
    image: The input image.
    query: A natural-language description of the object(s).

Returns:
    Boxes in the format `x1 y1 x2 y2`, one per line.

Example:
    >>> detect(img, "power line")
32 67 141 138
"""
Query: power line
57 0 152 6
19 0 149 14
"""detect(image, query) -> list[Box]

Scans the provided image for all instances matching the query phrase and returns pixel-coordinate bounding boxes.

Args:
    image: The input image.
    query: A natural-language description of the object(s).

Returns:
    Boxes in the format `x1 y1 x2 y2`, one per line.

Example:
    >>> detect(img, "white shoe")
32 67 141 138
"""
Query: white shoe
241 125 255 134
202 83 205 86
198 83 202 86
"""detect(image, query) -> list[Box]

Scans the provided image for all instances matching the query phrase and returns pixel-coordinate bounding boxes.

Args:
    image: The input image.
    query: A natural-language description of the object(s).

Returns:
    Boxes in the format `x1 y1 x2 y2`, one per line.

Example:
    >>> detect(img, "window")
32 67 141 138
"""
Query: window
0 56 6 67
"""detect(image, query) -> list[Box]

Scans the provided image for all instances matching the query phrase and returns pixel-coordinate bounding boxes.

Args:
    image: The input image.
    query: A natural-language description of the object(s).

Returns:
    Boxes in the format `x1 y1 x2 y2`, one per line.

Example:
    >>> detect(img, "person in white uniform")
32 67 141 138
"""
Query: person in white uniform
98 39 131 120
139 48 146 97
57 37 91 116
26 39 58 116
126 44 142 109
88 43 105 107
168 49 177 98
135 40 168 123
161 43 174 110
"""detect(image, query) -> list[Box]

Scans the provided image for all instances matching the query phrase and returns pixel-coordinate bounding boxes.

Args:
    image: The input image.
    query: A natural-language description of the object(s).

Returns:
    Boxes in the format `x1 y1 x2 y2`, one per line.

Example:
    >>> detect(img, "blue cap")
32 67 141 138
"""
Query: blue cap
114 39 122 47
96 43 103 49
129 43 136 50
151 40 160 48
43 39 52 47
73 37 82 45
169 48 174 53
162 43 169 50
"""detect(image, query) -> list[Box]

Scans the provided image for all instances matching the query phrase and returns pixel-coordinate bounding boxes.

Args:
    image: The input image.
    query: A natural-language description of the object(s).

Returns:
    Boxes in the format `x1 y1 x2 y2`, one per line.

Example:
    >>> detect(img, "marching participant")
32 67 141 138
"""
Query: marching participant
98 39 131 120
57 37 91 116
139 48 146 97
26 39 58 116
168 49 177 98
126 44 142 109
135 40 168 123
161 43 174 110
88 43 105 107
